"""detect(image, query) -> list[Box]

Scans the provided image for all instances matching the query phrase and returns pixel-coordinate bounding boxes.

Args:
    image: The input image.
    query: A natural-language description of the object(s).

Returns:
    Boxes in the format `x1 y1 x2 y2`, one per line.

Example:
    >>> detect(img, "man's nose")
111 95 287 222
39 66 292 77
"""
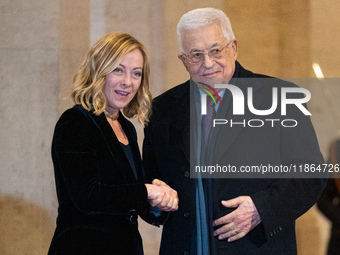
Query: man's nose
202 54 215 68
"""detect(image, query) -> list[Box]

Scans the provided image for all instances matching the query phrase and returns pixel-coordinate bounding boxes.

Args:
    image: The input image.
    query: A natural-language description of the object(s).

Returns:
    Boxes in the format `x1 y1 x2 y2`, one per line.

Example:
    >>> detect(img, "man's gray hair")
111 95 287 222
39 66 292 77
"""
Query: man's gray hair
177 7 235 52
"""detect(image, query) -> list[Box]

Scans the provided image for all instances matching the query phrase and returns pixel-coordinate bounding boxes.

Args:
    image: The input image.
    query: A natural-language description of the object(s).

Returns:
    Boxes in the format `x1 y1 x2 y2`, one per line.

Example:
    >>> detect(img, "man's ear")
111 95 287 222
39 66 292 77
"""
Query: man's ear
231 40 238 59
178 54 190 72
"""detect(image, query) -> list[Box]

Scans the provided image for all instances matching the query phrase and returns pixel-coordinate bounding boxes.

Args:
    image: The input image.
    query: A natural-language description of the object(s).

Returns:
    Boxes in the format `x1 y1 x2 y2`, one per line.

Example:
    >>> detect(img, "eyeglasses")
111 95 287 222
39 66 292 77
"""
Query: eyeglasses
182 41 234 64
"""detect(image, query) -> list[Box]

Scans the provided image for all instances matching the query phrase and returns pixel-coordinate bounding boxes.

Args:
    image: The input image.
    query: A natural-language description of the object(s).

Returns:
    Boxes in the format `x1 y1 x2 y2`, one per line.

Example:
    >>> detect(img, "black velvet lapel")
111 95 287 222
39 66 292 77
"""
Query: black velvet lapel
77 106 140 183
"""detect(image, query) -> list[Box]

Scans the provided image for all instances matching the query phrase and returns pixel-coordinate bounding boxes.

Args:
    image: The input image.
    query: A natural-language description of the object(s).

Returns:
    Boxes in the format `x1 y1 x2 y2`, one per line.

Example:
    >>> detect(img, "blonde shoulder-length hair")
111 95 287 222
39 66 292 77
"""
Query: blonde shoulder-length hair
71 32 152 125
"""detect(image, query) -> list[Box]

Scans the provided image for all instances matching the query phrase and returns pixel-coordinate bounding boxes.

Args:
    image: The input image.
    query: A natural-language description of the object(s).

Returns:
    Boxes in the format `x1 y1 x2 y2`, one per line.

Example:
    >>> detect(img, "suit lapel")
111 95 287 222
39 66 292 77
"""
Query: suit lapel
170 81 191 164
88 110 138 182
211 65 265 162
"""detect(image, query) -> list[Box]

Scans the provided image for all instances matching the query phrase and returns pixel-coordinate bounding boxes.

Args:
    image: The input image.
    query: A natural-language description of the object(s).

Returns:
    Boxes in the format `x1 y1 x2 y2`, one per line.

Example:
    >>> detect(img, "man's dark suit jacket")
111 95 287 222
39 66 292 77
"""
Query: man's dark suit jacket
49 105 152 255
143 62 326 255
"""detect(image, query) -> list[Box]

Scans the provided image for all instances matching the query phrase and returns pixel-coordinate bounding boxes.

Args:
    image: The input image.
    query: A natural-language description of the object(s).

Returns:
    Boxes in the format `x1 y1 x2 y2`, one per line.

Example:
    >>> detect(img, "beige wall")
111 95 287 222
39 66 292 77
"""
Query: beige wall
0 0 59 253
0 0 339 254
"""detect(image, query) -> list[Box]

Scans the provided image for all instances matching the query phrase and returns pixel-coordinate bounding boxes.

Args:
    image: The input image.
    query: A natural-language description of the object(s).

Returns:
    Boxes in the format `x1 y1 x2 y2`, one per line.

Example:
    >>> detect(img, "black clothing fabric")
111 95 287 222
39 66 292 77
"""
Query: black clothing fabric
48 105 152 255
121 142 139 180
143 62 326 255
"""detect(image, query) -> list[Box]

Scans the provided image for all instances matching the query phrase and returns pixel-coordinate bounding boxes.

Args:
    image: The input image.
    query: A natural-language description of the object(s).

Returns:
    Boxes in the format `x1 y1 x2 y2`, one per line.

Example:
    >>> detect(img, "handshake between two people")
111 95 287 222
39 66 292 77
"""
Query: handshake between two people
145 179 179 212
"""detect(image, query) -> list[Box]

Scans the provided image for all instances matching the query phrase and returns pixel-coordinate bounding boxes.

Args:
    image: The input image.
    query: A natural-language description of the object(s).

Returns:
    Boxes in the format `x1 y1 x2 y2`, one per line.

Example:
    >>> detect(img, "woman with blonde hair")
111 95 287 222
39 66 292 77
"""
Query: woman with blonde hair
48 32 178 255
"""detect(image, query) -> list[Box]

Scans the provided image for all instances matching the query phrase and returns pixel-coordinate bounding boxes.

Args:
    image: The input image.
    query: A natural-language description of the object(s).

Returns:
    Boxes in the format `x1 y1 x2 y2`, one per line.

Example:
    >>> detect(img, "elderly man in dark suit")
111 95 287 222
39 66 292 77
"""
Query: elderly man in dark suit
143 7 326 255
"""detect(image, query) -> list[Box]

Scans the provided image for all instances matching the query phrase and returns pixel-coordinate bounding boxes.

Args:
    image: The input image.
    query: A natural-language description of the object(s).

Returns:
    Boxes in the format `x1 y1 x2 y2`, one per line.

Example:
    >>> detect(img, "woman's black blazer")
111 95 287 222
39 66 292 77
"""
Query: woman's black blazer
48 104 151 255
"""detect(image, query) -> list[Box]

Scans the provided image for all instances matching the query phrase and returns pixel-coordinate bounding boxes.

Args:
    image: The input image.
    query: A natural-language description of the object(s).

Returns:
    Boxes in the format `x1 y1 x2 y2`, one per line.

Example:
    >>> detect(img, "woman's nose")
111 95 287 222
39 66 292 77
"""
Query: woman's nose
122 73 132 87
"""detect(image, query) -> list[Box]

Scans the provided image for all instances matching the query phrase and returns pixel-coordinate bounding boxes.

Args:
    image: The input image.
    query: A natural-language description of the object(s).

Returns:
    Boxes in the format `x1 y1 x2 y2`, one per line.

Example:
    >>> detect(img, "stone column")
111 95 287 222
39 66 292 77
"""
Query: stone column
0 1 60 254
0 0 90 254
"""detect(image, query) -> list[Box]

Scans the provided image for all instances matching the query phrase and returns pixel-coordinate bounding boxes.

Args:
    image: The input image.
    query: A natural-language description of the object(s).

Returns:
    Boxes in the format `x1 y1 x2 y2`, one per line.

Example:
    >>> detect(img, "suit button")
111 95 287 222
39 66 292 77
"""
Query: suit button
184 212 190 218
270 232 273 237
184 171 190 178
278 226 282 231
183 251 189 255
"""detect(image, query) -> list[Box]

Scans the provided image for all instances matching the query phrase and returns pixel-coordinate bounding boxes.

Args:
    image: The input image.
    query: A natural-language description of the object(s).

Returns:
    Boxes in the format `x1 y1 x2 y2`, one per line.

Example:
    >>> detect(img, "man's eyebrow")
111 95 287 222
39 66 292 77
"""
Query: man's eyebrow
190 48 203 53
189 43 220 53
210 43 219 48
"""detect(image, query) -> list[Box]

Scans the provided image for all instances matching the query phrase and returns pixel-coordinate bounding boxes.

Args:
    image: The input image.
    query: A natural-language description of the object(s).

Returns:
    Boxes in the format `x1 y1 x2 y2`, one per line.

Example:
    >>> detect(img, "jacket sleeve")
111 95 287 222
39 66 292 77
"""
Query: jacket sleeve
141 109 170 225
143 116 161 183
52 108 149 216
